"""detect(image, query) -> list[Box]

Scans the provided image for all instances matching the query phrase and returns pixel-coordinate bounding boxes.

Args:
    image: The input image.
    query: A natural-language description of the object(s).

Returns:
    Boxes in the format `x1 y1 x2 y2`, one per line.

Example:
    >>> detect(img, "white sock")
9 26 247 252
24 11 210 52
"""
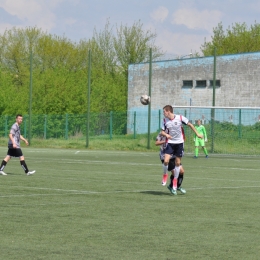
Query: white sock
163 164 168 174
174 166 180 179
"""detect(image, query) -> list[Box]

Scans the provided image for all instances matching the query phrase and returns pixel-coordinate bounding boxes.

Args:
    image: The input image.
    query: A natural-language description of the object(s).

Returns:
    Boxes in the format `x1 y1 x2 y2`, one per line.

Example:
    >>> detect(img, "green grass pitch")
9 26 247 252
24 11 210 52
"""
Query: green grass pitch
0 147 260 260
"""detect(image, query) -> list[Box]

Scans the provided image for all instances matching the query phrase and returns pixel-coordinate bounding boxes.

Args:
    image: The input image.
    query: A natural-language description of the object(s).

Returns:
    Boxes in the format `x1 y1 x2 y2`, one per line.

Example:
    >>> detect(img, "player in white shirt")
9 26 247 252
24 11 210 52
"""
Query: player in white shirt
155 132 186 194
161 105 202 195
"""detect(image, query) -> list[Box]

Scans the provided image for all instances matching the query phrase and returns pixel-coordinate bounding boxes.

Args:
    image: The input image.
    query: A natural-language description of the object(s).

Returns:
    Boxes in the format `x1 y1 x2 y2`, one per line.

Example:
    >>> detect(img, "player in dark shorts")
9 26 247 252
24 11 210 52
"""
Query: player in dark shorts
155 132 186 195
161 105 202 194
0 114 36 176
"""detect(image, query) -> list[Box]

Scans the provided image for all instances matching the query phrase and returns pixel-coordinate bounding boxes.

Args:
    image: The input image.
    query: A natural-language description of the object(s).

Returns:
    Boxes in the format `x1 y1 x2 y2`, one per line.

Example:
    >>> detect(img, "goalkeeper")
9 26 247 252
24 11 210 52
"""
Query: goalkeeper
194 119 208 158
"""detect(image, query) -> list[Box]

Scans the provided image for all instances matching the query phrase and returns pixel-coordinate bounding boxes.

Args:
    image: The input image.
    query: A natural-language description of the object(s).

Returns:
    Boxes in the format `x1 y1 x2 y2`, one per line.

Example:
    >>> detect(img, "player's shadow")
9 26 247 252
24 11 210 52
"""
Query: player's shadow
141 191 171 196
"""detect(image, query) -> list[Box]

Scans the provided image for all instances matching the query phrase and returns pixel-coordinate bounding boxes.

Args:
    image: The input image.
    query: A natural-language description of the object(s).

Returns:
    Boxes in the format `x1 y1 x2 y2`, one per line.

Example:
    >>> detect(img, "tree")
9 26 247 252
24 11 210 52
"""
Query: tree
0 27 42 115
92 20 117 75
92 20 164 110
201 22 260 56
92 19 164 75
0 27 91 115
0 21 164 115
113 20 164 75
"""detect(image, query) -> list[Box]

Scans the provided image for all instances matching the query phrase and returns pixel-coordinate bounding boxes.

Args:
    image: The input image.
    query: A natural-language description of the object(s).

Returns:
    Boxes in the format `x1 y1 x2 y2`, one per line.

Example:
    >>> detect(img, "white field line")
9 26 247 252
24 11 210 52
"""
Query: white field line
30 154 260 163
1 147 260 161
19 157 260 171
0 184 260 199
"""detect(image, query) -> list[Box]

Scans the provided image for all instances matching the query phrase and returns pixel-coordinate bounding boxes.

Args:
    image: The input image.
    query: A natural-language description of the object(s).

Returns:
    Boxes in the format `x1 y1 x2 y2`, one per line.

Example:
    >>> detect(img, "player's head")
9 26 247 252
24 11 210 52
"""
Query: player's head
163 105 173 117
16 114 23 125
197 119 201 125
163 105 173 113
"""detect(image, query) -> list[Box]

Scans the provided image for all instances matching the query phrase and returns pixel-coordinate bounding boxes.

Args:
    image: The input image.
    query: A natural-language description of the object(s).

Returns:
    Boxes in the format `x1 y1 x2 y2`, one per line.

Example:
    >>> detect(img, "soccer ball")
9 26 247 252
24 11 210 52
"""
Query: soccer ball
140 95 150 105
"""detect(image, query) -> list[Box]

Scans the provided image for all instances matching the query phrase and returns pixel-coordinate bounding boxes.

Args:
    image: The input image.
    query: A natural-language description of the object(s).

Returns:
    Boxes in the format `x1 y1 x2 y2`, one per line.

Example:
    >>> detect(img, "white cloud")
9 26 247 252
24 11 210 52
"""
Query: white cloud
0 0 63 31
172 8 223 32
150 6 169 23
155 29 209 56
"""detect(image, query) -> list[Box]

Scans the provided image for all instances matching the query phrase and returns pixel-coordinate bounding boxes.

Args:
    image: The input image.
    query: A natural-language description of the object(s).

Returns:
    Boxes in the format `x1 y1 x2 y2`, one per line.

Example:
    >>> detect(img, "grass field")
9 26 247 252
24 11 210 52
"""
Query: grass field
0 146 260 260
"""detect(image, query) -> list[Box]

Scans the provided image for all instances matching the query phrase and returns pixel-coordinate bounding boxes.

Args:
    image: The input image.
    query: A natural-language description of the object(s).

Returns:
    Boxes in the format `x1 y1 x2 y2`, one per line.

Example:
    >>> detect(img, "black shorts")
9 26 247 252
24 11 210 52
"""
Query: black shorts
164 143 184 158
161 158 176 171
7 148 23 158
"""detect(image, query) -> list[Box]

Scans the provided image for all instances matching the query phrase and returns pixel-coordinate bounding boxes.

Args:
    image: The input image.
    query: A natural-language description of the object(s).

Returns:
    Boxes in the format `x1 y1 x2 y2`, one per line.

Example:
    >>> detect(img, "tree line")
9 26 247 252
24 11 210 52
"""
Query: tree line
201 21 260 55
1 20 260 116
0 20 163 116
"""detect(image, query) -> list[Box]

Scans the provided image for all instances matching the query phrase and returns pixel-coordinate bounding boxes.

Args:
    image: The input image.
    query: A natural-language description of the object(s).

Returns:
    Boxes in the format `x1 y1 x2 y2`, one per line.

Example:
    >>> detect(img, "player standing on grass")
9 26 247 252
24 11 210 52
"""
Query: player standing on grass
0 114 36 176
194 119 209 158
155 132 186 194
160 105 202 195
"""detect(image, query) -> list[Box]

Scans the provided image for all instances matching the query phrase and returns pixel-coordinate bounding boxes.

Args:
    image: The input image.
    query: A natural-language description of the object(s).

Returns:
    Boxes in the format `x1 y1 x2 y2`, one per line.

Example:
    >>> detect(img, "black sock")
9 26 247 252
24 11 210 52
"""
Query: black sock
0 160 7 171
170 174 174 188
178 174 184 188
20 160 29 173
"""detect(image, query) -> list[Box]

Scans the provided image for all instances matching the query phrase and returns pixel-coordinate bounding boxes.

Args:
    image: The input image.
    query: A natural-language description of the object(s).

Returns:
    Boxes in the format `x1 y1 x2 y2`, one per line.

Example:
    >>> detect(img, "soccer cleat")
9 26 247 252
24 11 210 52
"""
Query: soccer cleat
161 174 168 186
205 155 209 158
177 187 186 194
167 185 177 195
194 156 198 159
0 171 7 175
27 170 36 176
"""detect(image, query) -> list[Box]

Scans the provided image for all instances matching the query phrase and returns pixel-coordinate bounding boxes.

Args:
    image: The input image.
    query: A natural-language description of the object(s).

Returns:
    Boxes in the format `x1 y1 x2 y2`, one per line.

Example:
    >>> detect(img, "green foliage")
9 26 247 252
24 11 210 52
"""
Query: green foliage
113 20 164 73
93 19 164 76
0 23 163 116
201 21 260 56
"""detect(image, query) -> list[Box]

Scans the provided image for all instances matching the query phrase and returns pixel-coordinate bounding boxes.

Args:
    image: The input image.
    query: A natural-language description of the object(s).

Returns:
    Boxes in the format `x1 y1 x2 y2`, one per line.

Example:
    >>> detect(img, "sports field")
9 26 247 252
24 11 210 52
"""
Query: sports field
0 147 259 260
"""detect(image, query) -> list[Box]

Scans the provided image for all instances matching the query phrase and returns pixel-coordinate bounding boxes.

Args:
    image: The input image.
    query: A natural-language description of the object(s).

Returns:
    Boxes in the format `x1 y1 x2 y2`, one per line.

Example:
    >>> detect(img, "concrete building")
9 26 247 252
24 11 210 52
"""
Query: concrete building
127 52 260 133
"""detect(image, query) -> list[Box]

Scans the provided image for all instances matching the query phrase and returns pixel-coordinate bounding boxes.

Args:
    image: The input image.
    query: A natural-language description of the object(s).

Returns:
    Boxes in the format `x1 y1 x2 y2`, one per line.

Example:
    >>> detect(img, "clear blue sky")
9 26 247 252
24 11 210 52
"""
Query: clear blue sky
0 0 259 57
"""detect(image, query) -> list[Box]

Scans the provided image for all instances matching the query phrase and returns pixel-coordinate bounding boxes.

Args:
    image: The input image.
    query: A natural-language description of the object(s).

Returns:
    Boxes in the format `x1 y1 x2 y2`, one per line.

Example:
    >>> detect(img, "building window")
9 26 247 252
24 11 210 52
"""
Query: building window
196 80 207 88
209 80 221 88
182 80 193 88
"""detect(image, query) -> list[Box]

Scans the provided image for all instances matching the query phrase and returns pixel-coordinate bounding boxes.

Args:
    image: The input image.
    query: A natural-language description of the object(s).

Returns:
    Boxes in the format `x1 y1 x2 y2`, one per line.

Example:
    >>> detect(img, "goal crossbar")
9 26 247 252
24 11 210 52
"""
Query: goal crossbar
173 106 260 110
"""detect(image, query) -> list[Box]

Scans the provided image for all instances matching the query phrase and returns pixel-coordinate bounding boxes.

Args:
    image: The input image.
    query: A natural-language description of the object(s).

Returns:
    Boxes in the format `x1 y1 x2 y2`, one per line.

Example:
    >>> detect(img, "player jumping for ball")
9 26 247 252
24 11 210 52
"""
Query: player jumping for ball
161 105 202 195
155 132 186 194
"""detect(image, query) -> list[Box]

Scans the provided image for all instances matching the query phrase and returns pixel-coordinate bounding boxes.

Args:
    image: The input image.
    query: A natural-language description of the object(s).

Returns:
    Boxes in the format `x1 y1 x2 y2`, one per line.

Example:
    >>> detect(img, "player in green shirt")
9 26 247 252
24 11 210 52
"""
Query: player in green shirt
194 119 208 158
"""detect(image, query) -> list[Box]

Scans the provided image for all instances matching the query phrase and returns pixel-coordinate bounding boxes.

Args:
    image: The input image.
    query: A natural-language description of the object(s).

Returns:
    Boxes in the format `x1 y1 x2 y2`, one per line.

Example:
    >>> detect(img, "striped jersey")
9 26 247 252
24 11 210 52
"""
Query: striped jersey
8 123 21 148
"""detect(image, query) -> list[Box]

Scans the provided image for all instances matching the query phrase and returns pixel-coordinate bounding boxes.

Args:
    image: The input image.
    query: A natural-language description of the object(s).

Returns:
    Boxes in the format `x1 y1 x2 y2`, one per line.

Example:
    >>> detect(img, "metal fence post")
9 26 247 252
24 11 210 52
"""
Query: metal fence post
23 115 27 138
28 51 33 145
5 116 8 138
147 48 152 149
110 111 113 140
134 111 136 139
238 109 242 138
158 109 161 131
65 113 68 140
86 49 91 147
44 115 47 139
211 47 216 153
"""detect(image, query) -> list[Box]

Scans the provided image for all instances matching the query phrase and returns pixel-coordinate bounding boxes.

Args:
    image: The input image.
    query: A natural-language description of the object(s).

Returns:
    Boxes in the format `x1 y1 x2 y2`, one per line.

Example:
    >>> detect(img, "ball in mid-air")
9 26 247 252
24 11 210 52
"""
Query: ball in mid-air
140 95 150 105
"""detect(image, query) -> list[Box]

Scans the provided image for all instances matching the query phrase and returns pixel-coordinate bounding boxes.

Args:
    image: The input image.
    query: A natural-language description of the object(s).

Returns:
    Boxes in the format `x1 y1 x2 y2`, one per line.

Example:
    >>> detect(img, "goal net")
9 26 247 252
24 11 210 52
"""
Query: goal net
128 106 260 156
